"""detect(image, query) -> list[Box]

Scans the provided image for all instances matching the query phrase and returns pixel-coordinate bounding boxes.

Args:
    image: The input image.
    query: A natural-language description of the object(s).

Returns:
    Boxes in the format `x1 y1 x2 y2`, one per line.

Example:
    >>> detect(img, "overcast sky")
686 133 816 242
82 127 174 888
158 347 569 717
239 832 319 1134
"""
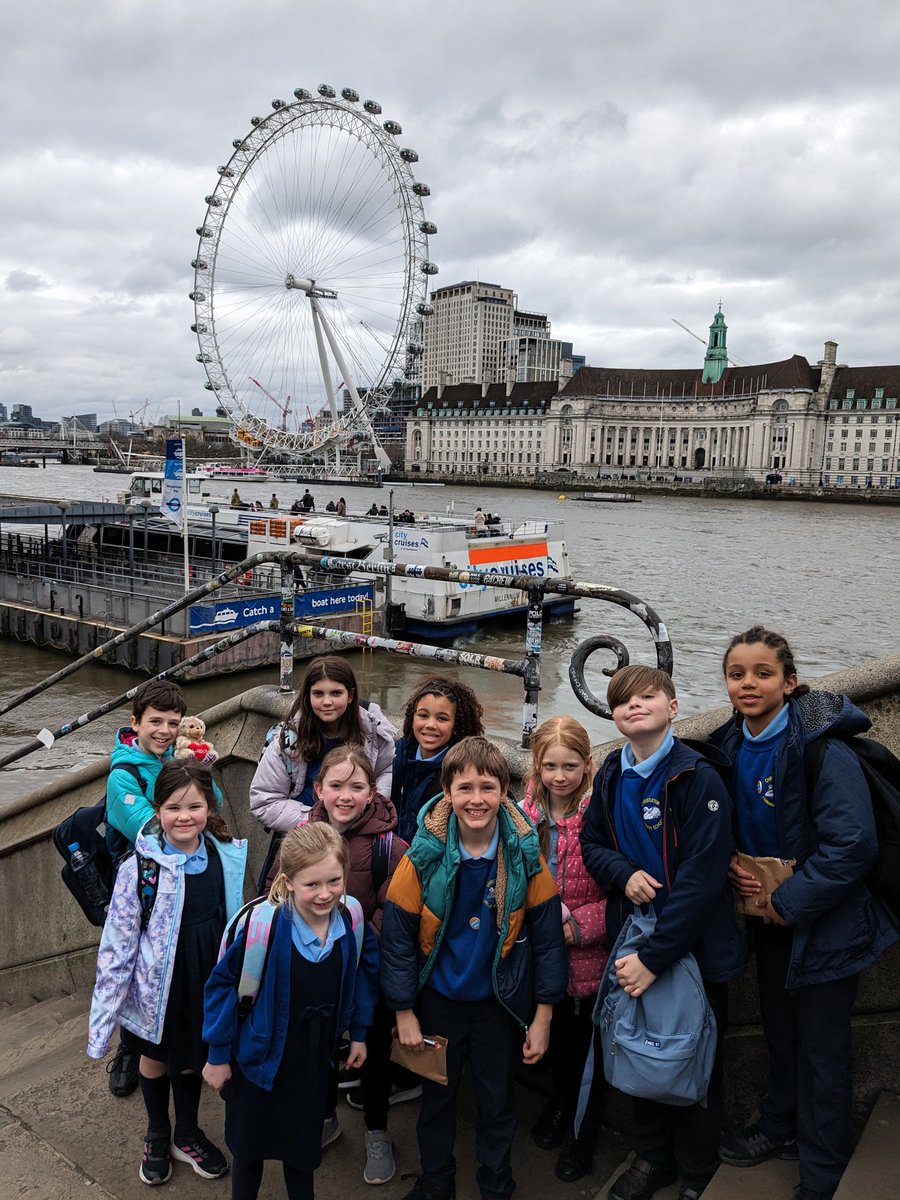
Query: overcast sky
3 0 899 424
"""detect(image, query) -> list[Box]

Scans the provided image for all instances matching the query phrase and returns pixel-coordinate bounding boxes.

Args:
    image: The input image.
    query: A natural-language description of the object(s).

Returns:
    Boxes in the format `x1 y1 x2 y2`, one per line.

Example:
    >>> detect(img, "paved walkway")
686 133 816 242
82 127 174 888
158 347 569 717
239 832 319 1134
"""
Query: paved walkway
2 991 897 1199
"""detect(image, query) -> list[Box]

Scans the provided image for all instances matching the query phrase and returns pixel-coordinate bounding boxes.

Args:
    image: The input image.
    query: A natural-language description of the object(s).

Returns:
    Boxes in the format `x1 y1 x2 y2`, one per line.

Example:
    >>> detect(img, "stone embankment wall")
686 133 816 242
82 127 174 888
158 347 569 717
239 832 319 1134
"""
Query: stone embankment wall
2 655 899 1115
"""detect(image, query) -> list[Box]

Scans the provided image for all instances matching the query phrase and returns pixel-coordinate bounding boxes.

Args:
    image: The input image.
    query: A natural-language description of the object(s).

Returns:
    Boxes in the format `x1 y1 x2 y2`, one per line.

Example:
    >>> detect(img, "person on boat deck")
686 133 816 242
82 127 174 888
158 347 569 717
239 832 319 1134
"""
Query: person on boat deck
337 497 347 517
367 503 379 516
230 489 241 508
301 489 315 512
378 505 389 516
291 499 303 514
325 501 337 513
270 493 279 510
253 500 264 511
473 507 486 530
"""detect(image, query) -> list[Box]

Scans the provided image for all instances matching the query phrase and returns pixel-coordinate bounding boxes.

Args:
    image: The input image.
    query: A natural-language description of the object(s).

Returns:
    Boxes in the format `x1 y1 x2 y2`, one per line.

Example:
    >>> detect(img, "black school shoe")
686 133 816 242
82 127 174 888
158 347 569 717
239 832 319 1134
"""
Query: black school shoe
108 1041 140 1097
531 1100 569 1150
555 1130 593 1182
608 1157 678 1200
400 1174 456 1200
718 1121 797 1167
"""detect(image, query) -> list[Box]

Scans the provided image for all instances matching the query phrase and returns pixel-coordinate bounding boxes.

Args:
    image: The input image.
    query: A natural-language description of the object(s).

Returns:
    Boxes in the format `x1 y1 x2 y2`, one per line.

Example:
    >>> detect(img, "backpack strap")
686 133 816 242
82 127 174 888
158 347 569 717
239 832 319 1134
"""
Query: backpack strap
803 736 829 801
136 855 160 931
228 897 279 1018
371 831 393 898
341 894 365 964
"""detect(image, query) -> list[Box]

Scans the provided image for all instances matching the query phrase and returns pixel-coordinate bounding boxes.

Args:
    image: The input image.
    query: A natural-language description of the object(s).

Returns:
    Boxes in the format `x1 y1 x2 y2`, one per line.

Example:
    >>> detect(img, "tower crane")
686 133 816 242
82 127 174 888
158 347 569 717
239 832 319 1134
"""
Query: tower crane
671 318 746 367
250 378 292 431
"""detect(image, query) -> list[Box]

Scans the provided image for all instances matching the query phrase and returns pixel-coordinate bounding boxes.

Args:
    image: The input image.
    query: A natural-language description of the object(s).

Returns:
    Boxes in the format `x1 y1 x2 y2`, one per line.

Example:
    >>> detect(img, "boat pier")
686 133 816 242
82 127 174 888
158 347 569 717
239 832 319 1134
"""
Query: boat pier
0 500 384 677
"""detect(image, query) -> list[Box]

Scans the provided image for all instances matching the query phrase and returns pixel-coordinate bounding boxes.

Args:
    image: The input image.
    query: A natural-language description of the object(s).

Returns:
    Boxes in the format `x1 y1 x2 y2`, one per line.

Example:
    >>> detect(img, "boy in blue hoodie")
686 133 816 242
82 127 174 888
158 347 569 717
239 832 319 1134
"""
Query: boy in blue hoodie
581 666 744 1200
104 679 187 1098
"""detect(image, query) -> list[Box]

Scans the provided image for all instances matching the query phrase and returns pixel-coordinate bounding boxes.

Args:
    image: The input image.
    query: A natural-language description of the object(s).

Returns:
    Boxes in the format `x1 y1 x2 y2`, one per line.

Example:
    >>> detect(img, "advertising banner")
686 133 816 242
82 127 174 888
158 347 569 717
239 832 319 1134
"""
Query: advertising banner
161 438 185 528
189 583 375 635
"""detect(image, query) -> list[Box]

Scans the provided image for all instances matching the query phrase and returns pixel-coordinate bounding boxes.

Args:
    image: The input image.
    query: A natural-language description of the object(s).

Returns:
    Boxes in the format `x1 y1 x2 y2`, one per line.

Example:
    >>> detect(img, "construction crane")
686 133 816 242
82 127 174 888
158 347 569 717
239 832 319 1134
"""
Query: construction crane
671 318 746 367
128 398 150 429
250 377 291 431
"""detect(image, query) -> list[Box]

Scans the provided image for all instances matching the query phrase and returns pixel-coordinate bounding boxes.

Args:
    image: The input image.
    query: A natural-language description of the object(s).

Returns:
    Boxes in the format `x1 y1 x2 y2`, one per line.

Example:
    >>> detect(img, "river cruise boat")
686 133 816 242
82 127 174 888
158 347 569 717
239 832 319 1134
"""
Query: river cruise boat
244 512 576 639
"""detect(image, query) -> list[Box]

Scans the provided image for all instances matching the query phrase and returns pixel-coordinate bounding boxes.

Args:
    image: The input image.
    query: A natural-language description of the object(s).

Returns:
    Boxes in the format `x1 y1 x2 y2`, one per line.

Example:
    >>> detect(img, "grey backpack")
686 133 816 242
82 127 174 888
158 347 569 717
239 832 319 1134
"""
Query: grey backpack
595 908 716 1107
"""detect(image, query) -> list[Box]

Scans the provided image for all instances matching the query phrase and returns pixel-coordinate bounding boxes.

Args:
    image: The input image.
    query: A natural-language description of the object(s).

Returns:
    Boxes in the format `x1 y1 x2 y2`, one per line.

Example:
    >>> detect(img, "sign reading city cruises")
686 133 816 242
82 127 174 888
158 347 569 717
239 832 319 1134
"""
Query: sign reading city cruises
189 583 375 634
161 438 185 528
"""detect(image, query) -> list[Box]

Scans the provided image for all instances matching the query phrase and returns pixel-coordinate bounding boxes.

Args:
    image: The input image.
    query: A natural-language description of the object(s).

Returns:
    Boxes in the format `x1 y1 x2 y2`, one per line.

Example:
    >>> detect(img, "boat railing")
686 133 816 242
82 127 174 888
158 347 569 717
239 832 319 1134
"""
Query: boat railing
0 548 672 770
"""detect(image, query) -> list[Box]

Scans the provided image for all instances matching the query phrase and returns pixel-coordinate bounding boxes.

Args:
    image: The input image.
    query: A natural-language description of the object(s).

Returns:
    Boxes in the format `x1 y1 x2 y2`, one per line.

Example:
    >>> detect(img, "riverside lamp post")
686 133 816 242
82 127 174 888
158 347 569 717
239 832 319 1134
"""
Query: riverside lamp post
208 503 219 572
138 497 153 563
125 505 136 582
58 499 71 572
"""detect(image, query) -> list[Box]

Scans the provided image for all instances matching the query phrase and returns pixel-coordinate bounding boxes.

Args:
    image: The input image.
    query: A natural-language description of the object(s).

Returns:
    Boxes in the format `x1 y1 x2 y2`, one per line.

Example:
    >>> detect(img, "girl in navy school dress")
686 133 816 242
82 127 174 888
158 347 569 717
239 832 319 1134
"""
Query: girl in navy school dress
203 822 378 1200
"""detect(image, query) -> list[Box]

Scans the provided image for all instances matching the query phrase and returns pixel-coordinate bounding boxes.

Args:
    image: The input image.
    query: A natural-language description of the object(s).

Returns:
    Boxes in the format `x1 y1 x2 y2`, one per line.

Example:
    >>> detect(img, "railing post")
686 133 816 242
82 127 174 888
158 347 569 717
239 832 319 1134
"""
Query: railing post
279 557 295 692
521 586 544 749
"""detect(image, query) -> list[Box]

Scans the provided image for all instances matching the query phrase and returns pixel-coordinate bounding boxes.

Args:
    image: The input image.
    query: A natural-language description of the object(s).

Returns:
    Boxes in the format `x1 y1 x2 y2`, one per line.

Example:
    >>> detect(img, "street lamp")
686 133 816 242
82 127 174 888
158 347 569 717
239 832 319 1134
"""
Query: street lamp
125 505 136 582
208 503 219 571
137 497 153 563
58 499 72 572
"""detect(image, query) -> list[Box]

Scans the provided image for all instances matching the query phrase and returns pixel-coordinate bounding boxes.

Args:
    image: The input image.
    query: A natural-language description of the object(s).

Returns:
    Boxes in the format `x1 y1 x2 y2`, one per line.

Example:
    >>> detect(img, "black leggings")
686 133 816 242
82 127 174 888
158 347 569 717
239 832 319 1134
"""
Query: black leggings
231 1157 313 1200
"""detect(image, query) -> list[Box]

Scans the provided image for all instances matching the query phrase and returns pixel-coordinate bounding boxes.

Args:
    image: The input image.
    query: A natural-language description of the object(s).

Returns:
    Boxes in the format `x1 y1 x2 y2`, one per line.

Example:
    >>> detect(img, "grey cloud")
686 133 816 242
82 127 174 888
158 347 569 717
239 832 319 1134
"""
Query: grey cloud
6 270 49 292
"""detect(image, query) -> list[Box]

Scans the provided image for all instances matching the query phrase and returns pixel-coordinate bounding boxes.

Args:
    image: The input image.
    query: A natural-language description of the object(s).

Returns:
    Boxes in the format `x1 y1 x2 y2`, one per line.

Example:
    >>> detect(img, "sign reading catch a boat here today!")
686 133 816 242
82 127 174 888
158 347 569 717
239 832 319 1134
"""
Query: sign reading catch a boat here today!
189 584 375 634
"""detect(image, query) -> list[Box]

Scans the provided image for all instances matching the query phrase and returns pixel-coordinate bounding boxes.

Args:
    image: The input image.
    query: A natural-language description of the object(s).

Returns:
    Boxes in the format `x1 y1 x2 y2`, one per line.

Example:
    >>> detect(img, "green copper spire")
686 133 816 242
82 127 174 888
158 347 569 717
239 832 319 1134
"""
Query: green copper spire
701 304 728 384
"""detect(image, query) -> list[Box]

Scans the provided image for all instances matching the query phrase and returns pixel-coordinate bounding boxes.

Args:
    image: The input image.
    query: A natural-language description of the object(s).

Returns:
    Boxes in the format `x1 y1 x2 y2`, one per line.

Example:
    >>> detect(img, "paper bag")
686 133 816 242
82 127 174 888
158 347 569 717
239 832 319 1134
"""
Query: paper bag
390 1030 449 1085
733 851 796 917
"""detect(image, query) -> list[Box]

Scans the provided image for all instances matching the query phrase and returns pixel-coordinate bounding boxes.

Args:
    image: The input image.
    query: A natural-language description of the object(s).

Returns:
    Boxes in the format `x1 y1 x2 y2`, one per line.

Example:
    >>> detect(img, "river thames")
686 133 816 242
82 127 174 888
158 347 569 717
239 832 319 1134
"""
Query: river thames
1 464 897 801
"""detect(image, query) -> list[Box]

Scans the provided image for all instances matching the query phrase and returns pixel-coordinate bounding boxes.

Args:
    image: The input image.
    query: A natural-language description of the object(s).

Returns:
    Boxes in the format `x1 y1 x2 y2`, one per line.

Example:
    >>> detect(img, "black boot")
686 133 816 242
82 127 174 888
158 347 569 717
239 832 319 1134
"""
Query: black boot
555 1127 593 1183
531 1099 569 1150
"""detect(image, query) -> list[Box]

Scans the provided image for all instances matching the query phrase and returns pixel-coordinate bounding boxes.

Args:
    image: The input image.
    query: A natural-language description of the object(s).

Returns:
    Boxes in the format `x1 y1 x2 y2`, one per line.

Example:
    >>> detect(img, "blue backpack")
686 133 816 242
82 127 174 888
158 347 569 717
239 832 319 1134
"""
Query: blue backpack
593 908 716 1107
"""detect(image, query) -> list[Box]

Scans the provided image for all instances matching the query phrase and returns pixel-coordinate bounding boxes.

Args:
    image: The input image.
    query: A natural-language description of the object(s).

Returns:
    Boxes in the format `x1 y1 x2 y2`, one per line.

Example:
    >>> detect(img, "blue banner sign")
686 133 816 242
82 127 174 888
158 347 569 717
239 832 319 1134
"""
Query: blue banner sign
189 584 375 635
162 438 184 528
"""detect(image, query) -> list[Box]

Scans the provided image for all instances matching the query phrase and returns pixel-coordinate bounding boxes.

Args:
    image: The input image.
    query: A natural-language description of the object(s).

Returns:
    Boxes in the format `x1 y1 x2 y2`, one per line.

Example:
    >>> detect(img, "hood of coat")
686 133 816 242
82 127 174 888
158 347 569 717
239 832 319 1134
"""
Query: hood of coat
361 700 397 743
308 791 398 837
413 792 542 873
520 782 591 828
794 689 871 743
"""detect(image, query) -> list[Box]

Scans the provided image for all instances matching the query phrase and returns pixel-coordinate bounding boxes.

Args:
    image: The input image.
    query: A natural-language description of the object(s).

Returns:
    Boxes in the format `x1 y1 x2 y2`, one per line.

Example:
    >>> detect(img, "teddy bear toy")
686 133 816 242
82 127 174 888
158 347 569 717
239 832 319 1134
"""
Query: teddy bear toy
174 715 218 767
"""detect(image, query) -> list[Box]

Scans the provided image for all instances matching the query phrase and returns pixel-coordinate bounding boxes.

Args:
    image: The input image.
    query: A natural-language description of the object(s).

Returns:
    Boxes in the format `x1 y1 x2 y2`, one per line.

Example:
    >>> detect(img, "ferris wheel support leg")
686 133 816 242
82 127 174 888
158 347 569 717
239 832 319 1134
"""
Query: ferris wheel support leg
311 295 392 472
308 297 339 422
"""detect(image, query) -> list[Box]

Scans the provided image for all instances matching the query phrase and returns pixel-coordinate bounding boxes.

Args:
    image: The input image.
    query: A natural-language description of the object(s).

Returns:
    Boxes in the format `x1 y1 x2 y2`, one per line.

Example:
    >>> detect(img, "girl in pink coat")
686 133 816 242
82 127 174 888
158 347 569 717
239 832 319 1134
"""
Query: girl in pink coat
521 716 608 1184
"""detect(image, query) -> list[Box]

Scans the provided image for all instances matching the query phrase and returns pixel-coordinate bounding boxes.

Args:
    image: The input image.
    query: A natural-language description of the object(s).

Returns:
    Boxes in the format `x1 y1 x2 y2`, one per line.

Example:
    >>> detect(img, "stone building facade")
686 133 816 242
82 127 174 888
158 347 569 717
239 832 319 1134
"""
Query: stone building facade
406 323 900 489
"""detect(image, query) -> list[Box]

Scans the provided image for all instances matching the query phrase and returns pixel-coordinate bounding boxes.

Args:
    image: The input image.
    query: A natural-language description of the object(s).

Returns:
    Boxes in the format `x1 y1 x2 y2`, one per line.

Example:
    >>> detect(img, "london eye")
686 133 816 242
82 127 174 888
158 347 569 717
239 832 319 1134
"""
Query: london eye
190 85 437 471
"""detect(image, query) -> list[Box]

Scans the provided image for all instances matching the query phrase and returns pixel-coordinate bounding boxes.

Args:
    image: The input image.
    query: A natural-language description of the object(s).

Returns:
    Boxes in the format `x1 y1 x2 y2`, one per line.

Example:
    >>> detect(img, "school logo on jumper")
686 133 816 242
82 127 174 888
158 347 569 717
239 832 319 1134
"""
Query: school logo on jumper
757 775 775 807
483 878 497 911
642 800 663 831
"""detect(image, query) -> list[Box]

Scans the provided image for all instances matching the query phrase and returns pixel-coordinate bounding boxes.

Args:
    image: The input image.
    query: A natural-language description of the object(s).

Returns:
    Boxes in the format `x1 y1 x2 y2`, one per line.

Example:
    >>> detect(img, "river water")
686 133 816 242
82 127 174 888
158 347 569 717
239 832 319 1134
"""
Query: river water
1 464 897 802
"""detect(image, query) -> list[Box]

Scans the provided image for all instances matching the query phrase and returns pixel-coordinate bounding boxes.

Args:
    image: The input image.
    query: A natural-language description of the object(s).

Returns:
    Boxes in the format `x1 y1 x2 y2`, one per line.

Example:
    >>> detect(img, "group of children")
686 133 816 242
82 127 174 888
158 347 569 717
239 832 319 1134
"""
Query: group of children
88 631 898 1200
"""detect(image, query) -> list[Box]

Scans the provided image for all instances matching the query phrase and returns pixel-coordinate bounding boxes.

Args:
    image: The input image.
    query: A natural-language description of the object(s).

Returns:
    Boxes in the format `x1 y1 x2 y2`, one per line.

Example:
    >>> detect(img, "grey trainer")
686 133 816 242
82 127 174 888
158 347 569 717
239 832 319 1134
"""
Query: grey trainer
364 1131 396 1184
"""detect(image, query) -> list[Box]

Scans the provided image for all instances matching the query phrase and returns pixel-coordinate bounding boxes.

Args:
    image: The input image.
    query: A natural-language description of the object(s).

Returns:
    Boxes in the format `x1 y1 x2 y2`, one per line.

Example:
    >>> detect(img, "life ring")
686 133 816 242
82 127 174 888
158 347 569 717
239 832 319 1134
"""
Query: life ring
237 571 254 586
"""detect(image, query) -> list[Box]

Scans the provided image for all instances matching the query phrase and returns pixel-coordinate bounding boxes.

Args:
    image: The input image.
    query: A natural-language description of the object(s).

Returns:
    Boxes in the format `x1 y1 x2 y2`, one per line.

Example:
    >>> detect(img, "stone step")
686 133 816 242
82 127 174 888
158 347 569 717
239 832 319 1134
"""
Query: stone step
700 1155 798 1198
0 988 92 1096
833 1090 900 1199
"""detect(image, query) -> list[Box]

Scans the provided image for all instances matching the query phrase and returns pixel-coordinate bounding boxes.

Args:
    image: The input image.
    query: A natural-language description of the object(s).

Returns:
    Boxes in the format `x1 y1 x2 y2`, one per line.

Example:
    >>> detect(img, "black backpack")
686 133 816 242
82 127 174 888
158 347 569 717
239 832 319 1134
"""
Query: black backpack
52 763 148 926
804 735 900 929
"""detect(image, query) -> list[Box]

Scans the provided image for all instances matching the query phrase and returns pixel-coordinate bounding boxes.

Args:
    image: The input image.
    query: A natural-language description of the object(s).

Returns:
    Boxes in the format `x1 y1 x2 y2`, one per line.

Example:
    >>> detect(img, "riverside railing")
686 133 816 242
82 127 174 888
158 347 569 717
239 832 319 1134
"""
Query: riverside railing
0 549 673 769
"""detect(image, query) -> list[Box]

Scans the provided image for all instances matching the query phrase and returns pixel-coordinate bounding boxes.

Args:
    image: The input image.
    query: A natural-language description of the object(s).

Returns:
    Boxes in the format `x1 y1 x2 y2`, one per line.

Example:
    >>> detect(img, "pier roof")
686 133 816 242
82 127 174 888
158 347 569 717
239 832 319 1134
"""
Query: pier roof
0 500 136 524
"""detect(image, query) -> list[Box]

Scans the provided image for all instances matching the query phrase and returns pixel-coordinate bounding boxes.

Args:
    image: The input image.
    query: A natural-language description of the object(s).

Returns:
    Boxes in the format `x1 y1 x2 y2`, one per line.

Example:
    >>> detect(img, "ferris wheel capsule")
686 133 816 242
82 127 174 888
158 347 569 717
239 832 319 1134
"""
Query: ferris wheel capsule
341 88 360 102
204 195 222 206
189 290 206 301
271 99 286 109
420 261 439 276
363 99 382 114
294 88 312 100
383 119 402 135
191 259 208 270
400 148 418 162
196 226 212 238
412 182 430 196
416 302 434 315
217 166 235 177
419 220 437 234
250 116 264 127
317 84 336 98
